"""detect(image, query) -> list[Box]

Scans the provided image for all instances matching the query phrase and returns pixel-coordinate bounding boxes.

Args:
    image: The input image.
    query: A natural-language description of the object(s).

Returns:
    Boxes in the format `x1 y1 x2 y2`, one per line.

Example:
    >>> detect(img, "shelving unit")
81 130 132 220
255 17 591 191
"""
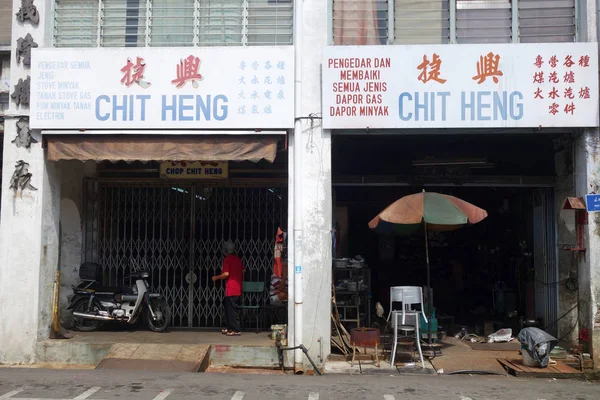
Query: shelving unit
333 266 371 329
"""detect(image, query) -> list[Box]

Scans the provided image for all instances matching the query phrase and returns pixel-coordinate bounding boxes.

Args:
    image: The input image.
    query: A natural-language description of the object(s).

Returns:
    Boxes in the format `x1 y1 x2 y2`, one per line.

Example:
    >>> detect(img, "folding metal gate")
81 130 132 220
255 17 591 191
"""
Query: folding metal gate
82 180 286 328
533 187 559 337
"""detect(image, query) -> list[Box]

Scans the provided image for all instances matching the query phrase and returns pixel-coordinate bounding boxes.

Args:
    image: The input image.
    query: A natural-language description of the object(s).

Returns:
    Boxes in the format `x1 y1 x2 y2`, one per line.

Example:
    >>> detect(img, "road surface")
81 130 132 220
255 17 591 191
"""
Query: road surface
0 368 597 400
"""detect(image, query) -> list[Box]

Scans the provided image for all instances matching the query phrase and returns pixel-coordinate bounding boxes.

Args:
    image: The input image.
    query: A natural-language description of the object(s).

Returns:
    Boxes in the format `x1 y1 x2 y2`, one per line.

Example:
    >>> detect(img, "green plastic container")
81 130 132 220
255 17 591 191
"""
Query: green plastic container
419 306 438 341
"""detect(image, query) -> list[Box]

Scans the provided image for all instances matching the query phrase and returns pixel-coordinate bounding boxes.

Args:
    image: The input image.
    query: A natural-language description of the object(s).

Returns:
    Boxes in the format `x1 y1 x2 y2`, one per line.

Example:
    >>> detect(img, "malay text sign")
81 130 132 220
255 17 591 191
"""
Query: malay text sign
585 194 600 212
160 161 228 179
322 43 599 129
30 47 294 130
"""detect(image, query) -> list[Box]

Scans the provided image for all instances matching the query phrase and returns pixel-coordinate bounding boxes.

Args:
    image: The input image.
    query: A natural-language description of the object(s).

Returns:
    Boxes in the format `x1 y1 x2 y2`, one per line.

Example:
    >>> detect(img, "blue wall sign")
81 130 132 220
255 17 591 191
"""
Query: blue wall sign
585 194 600 212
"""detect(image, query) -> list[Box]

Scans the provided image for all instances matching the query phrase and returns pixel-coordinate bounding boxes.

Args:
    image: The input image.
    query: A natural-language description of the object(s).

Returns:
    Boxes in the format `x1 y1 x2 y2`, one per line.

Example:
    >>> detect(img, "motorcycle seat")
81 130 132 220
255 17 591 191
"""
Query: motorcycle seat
92 286 123 294
83 281 123 294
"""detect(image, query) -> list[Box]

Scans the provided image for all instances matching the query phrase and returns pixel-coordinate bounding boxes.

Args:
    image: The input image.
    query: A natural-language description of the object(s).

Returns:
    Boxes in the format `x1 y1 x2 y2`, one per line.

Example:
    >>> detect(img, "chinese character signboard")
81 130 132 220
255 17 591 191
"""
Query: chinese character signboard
30 47 294 130
160 161 228 179
322 43 599 129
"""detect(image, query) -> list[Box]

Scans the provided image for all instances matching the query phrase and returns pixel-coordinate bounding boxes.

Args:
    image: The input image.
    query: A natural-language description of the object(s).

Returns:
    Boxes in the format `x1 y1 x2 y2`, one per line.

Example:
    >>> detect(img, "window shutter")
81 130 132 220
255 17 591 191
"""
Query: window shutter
247 0 293 46
332 0 388 45
518 0 575 43
0 0 12 46
54 0 99 47
395 0 450 44
102 0 147 47
197 0 243 46
54 0 292 47
456 0 512 44
151 0 195 47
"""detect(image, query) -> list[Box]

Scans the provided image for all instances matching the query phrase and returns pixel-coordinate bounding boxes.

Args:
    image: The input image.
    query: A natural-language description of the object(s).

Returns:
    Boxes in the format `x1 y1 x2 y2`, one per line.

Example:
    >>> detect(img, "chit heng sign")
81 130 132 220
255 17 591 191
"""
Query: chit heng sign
322 43 599 129
160 161 228 179
29 47 294 130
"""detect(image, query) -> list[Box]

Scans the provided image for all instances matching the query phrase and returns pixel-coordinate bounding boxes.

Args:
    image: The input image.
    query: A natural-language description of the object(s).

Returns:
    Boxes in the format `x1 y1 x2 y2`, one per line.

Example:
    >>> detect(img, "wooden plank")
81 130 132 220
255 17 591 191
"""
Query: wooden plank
497 358 585 379
502 359 526 373
552 360 583 374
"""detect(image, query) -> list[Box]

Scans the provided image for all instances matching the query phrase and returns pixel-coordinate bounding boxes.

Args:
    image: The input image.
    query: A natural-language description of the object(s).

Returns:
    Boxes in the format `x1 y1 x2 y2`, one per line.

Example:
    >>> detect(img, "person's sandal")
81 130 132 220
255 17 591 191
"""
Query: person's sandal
226 331 241 336
221 329 228 334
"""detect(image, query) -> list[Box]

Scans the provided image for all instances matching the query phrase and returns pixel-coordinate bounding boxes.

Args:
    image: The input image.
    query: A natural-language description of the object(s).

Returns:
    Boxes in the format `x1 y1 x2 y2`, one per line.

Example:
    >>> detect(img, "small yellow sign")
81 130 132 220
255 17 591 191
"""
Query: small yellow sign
160 161 229 179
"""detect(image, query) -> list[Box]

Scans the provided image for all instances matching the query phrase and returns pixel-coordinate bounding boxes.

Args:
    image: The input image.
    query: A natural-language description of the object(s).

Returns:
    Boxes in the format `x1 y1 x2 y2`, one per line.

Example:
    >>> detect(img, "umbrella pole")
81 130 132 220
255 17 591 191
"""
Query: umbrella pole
424 221 432 344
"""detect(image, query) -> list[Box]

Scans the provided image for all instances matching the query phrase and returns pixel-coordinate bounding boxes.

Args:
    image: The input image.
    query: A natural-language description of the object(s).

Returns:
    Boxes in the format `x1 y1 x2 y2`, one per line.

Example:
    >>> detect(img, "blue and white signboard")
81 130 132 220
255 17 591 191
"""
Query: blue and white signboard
322 43 599 129
585 194 600 212
29 47 294 130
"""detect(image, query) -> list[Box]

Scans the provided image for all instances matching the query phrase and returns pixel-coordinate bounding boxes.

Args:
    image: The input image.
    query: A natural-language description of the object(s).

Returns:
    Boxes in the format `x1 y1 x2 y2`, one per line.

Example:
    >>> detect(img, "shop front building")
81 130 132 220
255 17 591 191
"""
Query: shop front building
0 0 338 371
3 0 600 373
325 0 600 369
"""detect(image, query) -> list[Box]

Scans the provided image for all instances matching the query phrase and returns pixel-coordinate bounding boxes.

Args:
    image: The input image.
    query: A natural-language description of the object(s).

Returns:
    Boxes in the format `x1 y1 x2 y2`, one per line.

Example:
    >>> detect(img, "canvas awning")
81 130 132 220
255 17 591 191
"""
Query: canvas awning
45 135 279 163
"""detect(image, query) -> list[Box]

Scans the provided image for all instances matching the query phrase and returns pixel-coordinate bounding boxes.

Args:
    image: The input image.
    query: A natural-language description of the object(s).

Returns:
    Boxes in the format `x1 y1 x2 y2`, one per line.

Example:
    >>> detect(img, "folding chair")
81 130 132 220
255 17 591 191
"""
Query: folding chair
239 281 265 333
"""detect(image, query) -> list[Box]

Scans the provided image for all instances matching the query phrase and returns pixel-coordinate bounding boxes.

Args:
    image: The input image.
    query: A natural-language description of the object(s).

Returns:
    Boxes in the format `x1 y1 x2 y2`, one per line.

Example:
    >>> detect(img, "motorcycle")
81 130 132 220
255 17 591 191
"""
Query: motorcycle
68 260 171 332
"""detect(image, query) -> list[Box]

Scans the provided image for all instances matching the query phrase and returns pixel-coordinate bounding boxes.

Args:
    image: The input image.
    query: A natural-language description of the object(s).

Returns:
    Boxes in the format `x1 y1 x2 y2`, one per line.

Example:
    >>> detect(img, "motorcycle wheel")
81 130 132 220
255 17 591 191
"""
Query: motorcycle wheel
72 299 104 332
145 298 171 332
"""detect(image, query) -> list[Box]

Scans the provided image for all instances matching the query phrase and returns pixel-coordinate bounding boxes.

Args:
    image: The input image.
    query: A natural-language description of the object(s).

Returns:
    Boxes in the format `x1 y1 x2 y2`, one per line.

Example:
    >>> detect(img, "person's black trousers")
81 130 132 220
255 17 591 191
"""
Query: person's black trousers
224 296 241 332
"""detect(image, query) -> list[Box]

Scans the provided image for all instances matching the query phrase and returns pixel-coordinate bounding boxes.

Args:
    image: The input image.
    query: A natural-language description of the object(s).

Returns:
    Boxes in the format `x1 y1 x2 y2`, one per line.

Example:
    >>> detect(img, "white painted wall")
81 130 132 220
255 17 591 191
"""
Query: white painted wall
0 0 57 363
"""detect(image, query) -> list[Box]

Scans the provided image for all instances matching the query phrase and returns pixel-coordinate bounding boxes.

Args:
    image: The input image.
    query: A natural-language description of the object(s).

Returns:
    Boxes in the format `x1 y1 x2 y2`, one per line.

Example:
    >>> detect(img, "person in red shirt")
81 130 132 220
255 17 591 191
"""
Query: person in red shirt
212 241 245 336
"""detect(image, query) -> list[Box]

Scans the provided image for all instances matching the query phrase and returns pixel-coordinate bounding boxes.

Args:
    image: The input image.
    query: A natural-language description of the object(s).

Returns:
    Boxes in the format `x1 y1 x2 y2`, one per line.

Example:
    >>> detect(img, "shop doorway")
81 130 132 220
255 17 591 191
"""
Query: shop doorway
334 185 558 334
332 133 561 337
81 180 287 329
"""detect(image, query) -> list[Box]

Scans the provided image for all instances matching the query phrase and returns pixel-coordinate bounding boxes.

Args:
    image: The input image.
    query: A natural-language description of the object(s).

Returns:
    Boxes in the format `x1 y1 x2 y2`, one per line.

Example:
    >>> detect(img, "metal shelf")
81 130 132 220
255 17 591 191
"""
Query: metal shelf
333 267 371 330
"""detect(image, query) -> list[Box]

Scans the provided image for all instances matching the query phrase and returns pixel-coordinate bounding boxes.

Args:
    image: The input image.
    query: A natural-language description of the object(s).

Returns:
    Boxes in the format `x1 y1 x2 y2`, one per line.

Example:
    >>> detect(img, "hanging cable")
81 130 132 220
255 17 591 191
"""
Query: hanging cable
542 302 578 332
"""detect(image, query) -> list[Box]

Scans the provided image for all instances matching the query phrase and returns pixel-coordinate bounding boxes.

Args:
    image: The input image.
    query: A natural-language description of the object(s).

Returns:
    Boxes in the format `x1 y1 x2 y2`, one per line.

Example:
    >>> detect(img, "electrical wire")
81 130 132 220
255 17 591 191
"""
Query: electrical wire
557 316 579 342
534 277 570 286
542 302 578 332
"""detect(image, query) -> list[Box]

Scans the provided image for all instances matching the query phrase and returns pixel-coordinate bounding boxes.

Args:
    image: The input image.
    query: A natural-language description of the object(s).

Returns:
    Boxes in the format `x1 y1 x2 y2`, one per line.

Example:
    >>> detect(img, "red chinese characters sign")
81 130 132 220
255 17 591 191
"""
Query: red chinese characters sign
531 53 591 116
120 55 205 90
120 57 151 88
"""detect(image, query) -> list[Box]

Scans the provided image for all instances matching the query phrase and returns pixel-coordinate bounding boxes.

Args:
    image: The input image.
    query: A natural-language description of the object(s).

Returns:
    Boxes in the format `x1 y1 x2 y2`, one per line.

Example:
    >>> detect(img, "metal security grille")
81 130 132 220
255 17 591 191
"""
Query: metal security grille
532 187 558 337
331 0 575 44
82 180 287 329
54 0 293 47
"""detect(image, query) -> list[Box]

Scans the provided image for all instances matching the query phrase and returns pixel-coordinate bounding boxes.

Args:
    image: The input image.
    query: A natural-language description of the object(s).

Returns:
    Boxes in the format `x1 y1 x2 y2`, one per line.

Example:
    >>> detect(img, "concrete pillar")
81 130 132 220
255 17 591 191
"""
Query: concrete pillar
554 136 579 344
575 130 600 369
0 0 56 363
575 0 600 371
58 160 97 327
288 0 332 368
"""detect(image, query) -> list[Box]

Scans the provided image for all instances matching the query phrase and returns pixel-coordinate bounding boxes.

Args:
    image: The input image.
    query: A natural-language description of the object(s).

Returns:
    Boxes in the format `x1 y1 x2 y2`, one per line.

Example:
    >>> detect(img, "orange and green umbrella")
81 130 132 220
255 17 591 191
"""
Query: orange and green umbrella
368 191 488 235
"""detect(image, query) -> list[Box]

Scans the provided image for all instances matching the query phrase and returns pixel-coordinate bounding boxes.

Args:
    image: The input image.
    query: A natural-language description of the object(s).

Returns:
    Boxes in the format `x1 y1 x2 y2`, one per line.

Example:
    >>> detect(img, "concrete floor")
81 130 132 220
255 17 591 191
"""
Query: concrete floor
326 337 518 375
68 330 274 346
429 338 518 374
